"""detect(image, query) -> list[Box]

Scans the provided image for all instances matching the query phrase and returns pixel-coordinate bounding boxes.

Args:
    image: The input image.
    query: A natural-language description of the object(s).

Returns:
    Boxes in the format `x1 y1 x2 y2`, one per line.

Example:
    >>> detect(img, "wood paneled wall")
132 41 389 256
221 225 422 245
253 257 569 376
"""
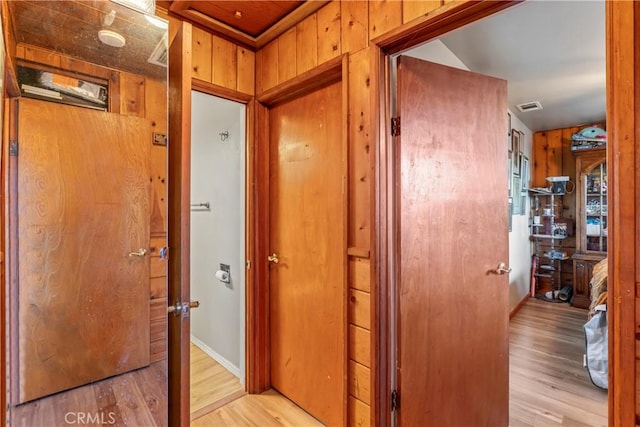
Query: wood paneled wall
191 26 255 95
14 43 170 363
253 1 444 425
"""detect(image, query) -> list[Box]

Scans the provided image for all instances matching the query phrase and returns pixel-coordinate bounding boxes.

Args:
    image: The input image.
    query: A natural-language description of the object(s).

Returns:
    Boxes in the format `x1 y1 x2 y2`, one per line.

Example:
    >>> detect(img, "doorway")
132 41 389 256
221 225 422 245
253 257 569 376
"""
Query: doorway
189 91 247 419
385 1 608 425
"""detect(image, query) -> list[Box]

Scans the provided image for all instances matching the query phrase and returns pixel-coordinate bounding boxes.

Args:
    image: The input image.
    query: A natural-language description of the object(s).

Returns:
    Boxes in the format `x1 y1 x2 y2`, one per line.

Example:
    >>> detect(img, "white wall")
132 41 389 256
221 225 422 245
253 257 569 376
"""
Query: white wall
407 40 533 311
190 91 245 381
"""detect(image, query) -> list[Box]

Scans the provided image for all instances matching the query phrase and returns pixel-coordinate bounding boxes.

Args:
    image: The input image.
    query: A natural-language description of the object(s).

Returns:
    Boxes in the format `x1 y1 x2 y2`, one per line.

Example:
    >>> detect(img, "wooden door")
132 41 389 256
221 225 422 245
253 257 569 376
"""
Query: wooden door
167 21 192 427
16 98 151 404
269 80 346 426
395 56 509 426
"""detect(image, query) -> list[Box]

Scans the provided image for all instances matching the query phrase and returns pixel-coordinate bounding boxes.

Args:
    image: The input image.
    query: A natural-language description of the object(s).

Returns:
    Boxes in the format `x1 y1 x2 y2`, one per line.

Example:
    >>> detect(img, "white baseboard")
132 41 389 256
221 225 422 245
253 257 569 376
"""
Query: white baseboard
190 335 241 379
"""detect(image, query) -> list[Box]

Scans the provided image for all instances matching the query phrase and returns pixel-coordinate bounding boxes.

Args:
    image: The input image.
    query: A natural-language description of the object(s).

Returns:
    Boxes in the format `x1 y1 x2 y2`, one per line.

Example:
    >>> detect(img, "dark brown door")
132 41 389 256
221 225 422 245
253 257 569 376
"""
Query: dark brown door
396 56 509 426
16 98 151 403
269 81 346 426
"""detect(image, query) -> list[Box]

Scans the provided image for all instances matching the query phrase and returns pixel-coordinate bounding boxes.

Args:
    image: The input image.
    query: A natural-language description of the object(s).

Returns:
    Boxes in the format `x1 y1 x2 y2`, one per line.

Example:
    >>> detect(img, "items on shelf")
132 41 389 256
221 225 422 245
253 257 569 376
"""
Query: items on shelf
570 125 607 152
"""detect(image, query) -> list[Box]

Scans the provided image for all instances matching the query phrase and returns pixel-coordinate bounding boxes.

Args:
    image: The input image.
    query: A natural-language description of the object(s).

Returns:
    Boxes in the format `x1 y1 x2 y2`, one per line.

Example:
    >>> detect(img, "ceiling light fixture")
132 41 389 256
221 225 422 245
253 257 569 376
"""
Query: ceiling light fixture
98 29 126 48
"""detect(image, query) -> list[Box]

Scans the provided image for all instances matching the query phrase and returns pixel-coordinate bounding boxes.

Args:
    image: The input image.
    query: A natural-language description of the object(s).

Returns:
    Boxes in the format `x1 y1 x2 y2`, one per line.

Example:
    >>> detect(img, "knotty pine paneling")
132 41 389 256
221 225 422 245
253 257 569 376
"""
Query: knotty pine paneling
277 27 297 83
317 0 342 65
402 1 442 24
349 396 371 427
341 1 369 54
349 289 371 330
296 14 318 74
349 360 371 404
349 325 371 368
368 0 402 41
190 29 255 95
348 47 373 250
192 26 213 82
349 258 371 292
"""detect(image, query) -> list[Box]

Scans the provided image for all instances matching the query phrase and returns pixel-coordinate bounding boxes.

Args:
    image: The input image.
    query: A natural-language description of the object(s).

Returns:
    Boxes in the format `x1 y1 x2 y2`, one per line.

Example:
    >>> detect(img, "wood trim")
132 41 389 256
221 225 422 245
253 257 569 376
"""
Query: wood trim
509 295 530 319
244 99 256 395
347 247 371 259
606 1 636 425
257 54 345 107
254 1 330 49
249 99 270 393
167 20 192 427
170 1 329 51
7 99 18 406
341 54 350 425
190 389 246 421
373 1 519 54
191 78 253 104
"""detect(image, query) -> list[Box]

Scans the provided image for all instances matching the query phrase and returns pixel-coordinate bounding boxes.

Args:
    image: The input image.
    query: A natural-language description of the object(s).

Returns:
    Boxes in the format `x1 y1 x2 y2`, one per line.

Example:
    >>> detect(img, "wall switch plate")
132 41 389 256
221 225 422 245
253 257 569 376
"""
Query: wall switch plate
220 263 230 276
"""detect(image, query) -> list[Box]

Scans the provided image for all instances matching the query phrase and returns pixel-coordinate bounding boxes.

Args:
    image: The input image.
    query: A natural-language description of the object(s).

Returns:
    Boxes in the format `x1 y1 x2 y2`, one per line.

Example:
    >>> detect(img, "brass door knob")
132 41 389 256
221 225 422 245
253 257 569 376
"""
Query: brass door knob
267 253 279 263
128 248 148 257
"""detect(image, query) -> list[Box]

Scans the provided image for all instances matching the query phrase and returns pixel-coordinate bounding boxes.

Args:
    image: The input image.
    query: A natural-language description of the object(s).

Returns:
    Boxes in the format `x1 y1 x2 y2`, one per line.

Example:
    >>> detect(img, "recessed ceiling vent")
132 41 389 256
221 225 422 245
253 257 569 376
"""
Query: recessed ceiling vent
516 101 543 112
148 34 168 68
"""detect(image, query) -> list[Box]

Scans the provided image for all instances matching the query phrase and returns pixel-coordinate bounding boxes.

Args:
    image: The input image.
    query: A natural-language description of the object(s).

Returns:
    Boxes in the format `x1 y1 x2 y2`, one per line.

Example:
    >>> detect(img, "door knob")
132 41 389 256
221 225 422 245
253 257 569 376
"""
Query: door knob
489 262 512 275
267 253 279 263
128 248 148 257
167 300 200 316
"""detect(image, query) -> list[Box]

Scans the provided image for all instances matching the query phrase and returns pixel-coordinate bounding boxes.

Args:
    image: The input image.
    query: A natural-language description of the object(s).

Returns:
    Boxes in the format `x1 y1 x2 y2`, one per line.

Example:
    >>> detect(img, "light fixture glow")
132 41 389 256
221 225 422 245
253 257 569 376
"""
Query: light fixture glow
111 0 155 15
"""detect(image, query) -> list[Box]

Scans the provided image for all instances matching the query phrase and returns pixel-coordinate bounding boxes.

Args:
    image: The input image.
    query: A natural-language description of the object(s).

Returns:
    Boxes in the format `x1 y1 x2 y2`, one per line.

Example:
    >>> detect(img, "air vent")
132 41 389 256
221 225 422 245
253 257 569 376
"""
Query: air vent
516 101 543 112
148 34 168 68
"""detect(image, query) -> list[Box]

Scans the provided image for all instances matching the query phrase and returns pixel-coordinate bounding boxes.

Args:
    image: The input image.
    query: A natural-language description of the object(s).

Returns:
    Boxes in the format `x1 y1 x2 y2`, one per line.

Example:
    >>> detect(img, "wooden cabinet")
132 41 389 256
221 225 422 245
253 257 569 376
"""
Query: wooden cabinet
572 253 603 309
572 148 607 308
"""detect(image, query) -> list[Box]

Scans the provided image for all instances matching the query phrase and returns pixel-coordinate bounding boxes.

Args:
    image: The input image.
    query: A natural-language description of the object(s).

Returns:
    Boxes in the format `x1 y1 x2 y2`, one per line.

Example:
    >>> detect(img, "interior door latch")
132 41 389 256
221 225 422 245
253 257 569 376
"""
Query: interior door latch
167 300 200 317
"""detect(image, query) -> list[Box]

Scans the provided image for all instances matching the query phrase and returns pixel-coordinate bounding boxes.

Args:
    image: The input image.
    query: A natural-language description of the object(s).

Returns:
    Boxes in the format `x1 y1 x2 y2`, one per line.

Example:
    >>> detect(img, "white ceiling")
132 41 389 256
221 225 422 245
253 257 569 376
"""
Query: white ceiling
405 0 606 133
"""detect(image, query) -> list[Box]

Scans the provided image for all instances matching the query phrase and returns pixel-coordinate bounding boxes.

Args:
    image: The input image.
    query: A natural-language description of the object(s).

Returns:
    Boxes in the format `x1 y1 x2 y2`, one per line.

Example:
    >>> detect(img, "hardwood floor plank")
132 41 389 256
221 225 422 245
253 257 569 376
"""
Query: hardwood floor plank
509 298 607 427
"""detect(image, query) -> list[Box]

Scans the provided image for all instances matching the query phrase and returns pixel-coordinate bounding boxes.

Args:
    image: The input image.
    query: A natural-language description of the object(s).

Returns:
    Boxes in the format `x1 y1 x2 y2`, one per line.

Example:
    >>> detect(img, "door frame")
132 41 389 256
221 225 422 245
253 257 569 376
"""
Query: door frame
251 55 349 420
372 1 633 426
189 77 255 395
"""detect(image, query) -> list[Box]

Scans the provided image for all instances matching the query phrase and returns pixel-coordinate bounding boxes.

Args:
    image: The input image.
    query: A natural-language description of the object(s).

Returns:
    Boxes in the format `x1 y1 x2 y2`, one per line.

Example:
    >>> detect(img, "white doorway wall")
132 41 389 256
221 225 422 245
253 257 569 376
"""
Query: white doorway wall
190 91 246 383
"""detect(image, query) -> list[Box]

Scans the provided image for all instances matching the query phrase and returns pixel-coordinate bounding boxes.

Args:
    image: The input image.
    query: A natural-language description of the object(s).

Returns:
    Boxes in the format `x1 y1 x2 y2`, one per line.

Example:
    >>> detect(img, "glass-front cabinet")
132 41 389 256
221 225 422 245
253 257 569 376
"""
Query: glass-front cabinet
584 161 607 252
572 148 607 309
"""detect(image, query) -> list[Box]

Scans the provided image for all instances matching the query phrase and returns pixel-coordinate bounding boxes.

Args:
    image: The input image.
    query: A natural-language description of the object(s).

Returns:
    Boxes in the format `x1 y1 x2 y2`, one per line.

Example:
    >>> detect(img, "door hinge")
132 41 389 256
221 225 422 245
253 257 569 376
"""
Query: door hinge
391 389 400 412
9 141 18 156
391 117 400 137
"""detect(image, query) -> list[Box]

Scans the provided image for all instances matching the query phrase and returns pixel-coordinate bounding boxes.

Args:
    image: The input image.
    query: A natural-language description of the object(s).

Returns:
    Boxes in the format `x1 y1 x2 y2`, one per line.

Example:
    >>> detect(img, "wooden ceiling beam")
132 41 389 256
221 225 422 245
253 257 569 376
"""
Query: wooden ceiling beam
254 1 330 49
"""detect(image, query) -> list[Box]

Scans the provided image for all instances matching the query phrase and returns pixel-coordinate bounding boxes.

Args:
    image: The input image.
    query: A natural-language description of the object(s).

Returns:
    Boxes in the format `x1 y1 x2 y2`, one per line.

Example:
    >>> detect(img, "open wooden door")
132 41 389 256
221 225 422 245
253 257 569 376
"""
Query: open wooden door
167 20 193 427
394 56 509 426
14 98 151 404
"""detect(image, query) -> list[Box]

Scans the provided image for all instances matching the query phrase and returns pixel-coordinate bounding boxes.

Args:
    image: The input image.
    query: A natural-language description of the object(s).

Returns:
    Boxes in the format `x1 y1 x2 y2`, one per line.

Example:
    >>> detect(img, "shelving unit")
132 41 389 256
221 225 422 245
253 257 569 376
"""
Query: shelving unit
529 187 568 301
572 148 607 309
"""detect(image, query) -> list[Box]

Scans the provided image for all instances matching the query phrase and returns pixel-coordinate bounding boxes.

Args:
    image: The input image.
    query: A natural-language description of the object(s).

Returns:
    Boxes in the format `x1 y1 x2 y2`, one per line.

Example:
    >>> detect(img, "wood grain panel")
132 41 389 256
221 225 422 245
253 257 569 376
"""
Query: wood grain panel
121 73 146 118
237 47 255 95
348 48 372 251
349 396 371 427
150 243 167 278
349 289 371 330
349 360 371 404
561 127 578 220
277 27 297 84
369 0 402 41
150 297 168 321
296 14 318 74
317 0 341 65
532 131 547 188
145 78 168 133
150 144 168 235
341 0 369 54
349 325 370 368
17 99 151 403
192 26 213 82
260 40 279 92
149 236 167 258
212 35 238 90
269 81 345 427
349 257 371 292
150 277 166 299
403 1 442 24
545 129 563 179
396 56 508 426
19 44 60 67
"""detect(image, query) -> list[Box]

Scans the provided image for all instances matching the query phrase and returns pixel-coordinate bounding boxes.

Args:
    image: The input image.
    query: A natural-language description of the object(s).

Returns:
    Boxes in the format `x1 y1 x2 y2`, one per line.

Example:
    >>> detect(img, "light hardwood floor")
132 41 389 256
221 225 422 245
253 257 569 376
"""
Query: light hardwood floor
9 360 168 427
509 298 608 426
190 342 245 420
